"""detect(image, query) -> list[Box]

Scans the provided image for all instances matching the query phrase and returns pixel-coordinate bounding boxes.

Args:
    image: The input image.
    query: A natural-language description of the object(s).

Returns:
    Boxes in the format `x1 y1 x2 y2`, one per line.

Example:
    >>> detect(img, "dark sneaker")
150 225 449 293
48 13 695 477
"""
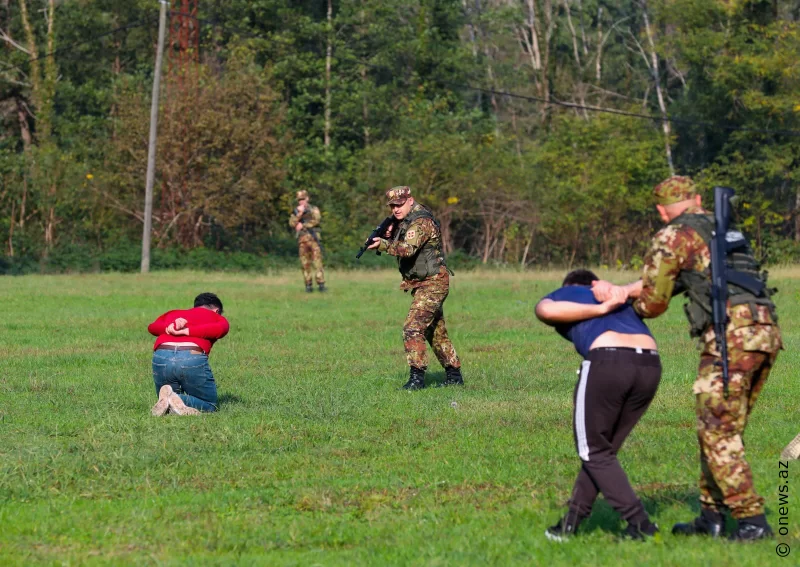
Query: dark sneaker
438 366 464 387
318 283 327 292
624 519 659 540
545 516 580 542
672 514 724 538
729 519 773 542
305 283 313 293
403 367 426 390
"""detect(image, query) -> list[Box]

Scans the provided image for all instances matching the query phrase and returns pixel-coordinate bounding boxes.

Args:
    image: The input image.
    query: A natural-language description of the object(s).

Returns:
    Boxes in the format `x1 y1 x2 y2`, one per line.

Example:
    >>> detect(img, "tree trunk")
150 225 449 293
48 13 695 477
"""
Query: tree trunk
323 0 332 149
7 200 14 256
642 1 675 174
795 188 800 242
577 0 588 56
563 0 581 68
17 0 41 136
595 6 602 82
360 3 370 146
43 0 57 248
462 0 482 108
521 227 535 266
15 97 32 149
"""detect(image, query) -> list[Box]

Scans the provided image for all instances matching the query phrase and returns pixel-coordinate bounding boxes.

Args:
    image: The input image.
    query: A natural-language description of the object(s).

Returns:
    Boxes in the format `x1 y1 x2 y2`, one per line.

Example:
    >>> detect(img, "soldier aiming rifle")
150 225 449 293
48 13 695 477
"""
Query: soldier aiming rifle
364 186 464 390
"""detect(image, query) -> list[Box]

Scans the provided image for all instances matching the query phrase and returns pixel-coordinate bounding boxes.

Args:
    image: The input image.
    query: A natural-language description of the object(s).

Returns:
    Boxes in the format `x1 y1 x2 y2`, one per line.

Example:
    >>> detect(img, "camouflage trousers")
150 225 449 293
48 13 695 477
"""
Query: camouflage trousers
695 346 779 519
403 284 460 370
297 234 324 285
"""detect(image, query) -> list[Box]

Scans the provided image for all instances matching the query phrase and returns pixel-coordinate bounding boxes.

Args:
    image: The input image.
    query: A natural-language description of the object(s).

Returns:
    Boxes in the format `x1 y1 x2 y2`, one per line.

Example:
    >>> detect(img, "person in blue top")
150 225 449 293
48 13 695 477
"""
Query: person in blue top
536 269 662 541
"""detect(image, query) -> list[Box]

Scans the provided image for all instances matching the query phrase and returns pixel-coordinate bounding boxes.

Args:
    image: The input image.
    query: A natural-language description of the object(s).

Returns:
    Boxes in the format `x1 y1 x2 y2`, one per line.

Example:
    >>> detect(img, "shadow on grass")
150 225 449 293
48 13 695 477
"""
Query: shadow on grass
218 392 244 405
579 485 699 535
425 370 465 389
426 370 446 387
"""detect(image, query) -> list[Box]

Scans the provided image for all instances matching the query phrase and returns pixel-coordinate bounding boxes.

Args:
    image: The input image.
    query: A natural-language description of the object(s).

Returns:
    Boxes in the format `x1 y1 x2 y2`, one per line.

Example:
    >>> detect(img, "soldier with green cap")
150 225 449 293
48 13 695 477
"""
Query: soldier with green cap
289 190 326 293
593 175 781 541
367 186 463 390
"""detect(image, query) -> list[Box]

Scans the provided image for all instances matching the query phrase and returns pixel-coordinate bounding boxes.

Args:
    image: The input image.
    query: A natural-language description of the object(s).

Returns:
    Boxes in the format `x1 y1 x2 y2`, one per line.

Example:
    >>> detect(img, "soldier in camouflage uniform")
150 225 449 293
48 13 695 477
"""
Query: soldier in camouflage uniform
367 186 463 390
594 176 781 542
289 190 326 293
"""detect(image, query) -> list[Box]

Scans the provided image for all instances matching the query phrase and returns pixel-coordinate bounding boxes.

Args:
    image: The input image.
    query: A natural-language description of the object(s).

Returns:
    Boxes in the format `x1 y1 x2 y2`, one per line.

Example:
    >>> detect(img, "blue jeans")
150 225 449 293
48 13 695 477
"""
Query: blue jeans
152 349 218 412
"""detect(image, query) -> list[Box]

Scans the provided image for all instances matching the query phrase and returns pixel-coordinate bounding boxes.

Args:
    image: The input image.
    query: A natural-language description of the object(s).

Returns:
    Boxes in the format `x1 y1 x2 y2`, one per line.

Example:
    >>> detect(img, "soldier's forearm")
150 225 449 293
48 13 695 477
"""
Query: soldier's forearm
624 280 643 298
387 242 420 257
633 291 669 318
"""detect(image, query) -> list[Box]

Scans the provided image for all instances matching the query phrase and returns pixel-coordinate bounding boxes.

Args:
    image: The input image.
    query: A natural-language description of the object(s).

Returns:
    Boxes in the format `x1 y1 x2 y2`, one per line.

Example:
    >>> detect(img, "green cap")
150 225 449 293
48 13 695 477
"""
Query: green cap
653 176 696 206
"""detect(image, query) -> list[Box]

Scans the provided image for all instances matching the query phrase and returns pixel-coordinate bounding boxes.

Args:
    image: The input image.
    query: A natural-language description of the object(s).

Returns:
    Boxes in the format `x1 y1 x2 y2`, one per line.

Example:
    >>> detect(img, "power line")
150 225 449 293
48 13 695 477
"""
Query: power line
449 83 800 137
182 13 800 138
1 17 159 77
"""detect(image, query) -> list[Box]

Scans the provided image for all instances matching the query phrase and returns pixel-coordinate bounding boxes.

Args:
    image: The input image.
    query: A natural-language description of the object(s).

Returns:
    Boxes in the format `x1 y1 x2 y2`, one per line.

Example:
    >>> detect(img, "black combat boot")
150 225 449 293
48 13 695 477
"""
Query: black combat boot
305 283 313 293
729 514 773 542
403 367 426 390
624 518 660 540
318 283 327 292
439 366 464 387
672 508 724 537
544 513 582 542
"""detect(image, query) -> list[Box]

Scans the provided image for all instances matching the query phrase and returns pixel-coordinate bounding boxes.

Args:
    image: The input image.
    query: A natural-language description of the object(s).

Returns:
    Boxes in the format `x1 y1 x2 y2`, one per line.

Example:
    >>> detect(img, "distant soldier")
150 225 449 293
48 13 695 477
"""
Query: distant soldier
593 176 781 542
289 190 326 292
367 186 463 390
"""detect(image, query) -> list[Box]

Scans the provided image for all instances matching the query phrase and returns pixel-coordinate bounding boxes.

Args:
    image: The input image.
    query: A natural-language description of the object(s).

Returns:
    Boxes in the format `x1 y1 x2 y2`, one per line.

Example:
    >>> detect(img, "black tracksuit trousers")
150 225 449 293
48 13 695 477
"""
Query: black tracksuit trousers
566 347 661 525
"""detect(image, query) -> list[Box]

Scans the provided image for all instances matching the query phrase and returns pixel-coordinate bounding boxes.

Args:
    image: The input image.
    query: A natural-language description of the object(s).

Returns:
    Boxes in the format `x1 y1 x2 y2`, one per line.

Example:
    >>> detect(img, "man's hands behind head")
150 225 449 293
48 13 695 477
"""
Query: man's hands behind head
596 285 628 314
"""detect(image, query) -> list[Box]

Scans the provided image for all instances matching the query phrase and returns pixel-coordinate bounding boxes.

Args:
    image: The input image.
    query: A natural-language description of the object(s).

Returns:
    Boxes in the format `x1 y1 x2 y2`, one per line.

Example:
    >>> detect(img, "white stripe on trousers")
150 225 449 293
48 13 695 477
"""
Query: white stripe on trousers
575 360 591 461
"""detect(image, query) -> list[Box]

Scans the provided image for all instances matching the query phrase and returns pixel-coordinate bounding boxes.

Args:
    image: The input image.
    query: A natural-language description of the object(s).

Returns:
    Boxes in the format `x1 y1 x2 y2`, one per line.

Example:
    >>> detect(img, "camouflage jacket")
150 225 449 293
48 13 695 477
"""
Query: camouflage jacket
633 205 781 351
289 205 321 240
377 203 448 291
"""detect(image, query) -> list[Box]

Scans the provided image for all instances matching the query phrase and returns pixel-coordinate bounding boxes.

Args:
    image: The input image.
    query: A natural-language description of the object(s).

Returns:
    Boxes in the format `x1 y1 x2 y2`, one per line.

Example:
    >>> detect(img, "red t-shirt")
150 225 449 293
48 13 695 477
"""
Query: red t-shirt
148 307 230 355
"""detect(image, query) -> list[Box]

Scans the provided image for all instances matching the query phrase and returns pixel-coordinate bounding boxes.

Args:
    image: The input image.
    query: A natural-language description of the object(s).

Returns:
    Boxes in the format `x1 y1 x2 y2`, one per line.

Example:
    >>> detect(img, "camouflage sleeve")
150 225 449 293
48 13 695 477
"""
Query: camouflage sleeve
379 218 434 257
633 225 692 318
289 208 300 227
303 206 321 229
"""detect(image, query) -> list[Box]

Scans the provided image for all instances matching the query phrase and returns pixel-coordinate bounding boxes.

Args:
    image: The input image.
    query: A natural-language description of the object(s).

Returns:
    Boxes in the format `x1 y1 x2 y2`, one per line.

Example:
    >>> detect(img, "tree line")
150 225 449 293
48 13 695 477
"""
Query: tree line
1 0 799 273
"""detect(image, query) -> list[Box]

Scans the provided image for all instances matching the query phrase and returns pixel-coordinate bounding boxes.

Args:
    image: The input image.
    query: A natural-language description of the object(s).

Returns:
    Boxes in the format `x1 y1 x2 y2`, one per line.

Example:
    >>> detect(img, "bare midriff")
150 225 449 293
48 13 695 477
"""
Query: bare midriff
160 341 202 348
589 331 657 351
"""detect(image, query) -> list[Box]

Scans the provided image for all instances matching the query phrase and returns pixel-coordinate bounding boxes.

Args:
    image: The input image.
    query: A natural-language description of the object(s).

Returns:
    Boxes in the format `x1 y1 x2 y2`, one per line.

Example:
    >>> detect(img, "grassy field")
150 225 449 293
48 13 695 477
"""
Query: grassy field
1 268 798 566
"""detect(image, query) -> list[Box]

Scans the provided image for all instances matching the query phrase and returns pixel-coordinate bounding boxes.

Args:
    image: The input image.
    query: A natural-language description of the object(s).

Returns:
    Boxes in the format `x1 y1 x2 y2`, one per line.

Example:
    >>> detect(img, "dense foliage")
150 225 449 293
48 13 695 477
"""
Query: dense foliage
1 0 799 273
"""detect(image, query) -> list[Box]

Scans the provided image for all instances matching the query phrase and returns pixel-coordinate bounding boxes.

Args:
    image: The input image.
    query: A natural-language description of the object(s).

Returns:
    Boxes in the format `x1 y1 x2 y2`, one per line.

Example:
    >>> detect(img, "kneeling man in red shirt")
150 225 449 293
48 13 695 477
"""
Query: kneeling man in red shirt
148 292 230 416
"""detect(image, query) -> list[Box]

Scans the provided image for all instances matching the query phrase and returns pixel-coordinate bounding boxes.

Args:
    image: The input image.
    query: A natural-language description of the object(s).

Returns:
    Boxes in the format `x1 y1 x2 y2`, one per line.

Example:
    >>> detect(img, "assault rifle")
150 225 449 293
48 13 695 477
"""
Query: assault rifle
294 206 323 251
711 186 735 399
356 216 395 259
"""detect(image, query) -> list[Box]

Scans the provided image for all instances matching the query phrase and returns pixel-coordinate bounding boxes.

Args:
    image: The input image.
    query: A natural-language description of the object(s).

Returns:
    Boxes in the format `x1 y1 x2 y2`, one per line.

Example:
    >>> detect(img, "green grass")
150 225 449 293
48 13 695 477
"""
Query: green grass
1 269 798 566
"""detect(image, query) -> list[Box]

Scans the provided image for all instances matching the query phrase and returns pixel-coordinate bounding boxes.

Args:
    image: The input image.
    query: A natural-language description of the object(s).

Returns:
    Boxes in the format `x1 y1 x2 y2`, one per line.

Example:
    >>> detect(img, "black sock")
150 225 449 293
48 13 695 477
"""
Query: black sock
701 508 724 525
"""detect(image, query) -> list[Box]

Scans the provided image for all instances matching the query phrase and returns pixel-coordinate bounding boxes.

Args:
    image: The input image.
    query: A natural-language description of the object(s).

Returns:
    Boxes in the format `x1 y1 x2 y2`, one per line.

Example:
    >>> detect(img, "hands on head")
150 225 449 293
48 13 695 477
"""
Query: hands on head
592 280 629 314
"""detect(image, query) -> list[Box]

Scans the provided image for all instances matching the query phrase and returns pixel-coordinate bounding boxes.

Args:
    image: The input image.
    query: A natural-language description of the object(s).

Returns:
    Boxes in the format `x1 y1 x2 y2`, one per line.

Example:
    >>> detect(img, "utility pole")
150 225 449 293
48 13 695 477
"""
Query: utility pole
141 0 168 273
